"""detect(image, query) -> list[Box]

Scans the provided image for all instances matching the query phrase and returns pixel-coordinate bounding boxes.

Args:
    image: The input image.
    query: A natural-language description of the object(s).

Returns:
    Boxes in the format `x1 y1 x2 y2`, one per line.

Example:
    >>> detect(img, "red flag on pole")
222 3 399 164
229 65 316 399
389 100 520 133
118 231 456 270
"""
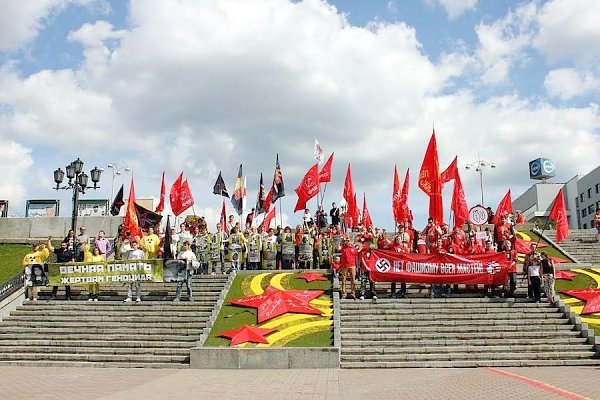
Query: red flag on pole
392 166 401 224
155 171 166 213
451 172 469 228
261 207 276 229
319 152 334 183
123 176 142 240
169 172 183 216
549 188 569 242
263 187 273 212
418 130 443 224
492 189 512 225
294 164 320 212
362 193 373 228
179 179 195 215
398 168 411 223
441 156 458 187
343 163 359 228
220 200 228 232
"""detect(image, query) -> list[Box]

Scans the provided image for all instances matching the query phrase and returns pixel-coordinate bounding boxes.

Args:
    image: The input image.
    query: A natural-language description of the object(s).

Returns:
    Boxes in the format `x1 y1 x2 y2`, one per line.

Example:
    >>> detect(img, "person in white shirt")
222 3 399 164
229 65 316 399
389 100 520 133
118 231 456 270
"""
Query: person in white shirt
123 239 145 302
175 241 197 301
527 254 542 303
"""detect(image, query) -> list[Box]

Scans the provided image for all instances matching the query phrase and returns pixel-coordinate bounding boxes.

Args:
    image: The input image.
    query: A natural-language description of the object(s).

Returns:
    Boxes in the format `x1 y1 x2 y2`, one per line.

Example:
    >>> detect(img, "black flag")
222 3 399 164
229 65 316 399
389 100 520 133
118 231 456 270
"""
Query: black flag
163 216 173 260
110 184 125 216
255 172 266 215
134 203 163 231
271 154 285 203
213 171 229 198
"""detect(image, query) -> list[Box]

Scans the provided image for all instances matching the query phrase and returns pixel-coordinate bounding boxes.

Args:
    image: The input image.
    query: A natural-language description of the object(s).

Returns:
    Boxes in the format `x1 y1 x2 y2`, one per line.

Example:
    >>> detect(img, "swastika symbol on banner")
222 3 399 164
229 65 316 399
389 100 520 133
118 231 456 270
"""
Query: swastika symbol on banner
375 258 391 273
486 261 501 275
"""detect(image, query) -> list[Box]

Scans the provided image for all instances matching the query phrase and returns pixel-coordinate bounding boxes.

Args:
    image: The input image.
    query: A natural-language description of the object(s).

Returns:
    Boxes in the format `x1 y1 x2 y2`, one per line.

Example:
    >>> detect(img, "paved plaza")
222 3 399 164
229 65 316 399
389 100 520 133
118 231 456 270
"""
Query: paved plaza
0 366 599 399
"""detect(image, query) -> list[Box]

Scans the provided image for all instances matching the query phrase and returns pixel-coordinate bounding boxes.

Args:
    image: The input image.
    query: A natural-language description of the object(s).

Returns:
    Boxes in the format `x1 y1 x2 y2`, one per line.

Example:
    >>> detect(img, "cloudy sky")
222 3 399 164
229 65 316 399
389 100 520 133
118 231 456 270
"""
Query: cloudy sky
0 0 599 230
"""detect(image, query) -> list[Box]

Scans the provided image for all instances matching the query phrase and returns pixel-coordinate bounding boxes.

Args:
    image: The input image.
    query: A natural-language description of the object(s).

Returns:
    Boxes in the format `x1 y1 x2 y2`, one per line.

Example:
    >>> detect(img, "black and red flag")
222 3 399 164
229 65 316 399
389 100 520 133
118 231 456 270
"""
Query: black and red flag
231 164 244 216
110 184 124 216
271 154 285 203
213 171 229 198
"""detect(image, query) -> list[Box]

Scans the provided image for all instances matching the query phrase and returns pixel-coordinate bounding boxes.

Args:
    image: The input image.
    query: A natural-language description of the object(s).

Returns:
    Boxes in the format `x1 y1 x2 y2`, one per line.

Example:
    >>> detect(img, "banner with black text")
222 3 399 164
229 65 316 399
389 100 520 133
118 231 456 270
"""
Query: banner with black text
48 259 164 286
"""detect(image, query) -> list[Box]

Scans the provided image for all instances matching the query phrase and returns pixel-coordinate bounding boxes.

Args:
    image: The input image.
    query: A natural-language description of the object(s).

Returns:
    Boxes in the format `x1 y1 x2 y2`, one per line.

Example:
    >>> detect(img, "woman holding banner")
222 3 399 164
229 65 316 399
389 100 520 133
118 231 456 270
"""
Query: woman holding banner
84 246 104 301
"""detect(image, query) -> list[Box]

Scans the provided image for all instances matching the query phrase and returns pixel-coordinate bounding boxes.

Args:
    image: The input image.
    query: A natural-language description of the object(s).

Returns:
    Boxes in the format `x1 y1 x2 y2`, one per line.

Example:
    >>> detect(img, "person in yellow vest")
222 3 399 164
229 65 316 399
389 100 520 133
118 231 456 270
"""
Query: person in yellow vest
316 229 333 269
193 225 210 274
227 225 247 272
83 245 104 301
141 227 160 259
209 223 226 274
247 226 262 270
262 228 278 270
22 243 50 301
297 231 314 269
280 226 295 270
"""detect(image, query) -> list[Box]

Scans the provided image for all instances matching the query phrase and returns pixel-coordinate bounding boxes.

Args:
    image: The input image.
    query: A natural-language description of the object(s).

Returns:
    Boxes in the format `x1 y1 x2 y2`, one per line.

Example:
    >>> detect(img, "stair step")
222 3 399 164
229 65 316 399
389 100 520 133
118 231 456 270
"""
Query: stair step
340 351 597 362
0 327 203 335
341 344 595 354
0 346 191 355
0 360 190 368
340 324 574 334
341 337 590 347
340 313 562 321
0 333 199 341
0 352 189 363
0 339 197 348
0 321 206 329
340 331 580 340
340 359 600 368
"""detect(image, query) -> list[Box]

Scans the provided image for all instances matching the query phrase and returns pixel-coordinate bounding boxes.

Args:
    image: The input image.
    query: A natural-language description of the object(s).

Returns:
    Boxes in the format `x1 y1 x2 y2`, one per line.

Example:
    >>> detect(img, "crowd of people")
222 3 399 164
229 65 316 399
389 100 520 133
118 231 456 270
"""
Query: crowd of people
21 202 557 304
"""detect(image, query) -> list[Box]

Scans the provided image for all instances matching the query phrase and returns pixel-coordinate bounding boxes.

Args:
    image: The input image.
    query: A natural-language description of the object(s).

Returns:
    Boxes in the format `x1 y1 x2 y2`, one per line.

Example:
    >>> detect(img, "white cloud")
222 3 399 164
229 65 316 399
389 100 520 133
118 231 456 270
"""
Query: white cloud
0 141 33 214
474 2 537 85
534 0 600 64
427 0 477 20
0 0 110 52
0 0 599 227
545 68 600 100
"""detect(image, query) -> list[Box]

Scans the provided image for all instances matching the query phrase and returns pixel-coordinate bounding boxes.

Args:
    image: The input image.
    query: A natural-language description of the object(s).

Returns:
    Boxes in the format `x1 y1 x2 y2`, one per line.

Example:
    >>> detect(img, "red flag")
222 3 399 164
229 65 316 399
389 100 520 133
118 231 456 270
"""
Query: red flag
451 172 469 228
319 152 334 183
441 156 458 187
418 131 443 223
123 176 142 240
362 193 373 228
492 189 512 225
549 188 569 242
155 171 166 213
263 187 273 212
169 172 183 216
220 200 228 232
294 164 320 212
392 166 401 224
398 168 411 223
343 163 359 228
179 179 195 214
261 207 276 229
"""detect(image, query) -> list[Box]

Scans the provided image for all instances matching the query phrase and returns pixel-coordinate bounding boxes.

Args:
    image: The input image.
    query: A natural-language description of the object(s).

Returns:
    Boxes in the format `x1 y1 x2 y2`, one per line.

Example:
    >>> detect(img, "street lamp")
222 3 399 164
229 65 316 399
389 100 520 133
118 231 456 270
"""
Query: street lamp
465 157 496 206
106 163 131 208
53 158 102 232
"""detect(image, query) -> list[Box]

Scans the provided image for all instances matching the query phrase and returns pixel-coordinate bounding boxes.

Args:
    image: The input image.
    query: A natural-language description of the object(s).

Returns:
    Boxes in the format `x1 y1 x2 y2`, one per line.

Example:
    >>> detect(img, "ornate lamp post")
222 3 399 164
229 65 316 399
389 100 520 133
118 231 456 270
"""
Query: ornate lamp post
53 158 102 232
465 157 496 207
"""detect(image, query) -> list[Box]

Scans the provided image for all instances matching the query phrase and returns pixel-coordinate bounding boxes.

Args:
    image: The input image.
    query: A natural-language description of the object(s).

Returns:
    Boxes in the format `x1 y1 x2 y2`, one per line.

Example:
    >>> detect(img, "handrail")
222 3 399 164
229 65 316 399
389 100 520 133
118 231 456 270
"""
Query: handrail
0 272 24 302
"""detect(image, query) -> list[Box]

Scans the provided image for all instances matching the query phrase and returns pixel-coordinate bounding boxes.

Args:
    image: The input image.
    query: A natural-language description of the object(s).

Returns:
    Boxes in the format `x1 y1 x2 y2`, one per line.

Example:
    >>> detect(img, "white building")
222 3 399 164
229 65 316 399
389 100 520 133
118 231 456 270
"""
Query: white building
513 165 600 229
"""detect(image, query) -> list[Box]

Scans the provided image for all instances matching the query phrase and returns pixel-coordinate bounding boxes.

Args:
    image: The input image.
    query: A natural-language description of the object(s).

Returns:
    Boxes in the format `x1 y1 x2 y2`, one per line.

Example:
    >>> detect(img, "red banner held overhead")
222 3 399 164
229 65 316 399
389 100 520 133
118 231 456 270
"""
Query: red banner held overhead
418 131 443 223
363 249 509 285
318 152 334 183
549 187 569 242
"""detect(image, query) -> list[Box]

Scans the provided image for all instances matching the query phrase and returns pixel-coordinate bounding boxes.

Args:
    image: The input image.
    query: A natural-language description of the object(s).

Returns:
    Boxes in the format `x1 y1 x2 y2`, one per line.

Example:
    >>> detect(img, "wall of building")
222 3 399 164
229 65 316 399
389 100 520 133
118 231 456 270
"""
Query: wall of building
0 217 123 240
576 165 600 229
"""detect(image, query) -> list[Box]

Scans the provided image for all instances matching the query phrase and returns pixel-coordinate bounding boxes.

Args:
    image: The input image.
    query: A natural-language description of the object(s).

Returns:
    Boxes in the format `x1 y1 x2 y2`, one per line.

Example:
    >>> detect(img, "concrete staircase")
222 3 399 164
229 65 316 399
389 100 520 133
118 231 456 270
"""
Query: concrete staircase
544 229 600 265
339 297 599 368
0 275 228 368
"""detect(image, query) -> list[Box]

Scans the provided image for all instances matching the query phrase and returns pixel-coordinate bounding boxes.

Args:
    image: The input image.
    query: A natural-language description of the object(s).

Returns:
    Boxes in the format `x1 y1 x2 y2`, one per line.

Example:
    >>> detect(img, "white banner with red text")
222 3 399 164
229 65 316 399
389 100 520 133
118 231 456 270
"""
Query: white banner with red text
363 249 509 285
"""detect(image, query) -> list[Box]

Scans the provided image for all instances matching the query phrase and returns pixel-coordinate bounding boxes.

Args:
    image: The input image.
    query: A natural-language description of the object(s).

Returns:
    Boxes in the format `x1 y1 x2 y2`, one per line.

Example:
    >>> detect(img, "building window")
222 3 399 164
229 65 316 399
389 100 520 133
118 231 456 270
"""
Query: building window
582 209 587 217
580 193 584 202
588 188 592 198
596 183 599 194
584 223 588 229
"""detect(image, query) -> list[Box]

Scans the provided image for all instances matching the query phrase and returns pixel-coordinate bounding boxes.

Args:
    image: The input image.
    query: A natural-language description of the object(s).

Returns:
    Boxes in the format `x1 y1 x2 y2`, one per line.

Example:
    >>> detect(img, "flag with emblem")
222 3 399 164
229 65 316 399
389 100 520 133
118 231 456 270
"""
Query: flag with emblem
271 154 285 203
232 164 244 215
